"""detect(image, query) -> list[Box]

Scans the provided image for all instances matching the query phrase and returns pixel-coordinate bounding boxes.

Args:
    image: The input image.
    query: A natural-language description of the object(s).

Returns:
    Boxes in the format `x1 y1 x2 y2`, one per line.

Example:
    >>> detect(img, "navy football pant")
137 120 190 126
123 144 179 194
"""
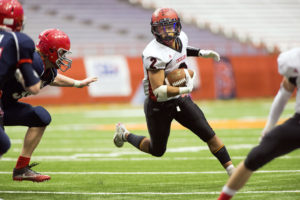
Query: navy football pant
0 127 10 156
144 96 215 157
0 100 10 155
3 101 51 127
245 113 300 171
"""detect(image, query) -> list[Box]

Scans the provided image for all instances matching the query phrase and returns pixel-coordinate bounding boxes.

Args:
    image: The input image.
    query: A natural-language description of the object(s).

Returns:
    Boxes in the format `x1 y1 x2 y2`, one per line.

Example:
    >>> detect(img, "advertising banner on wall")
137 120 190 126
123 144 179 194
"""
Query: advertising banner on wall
84 56 132 97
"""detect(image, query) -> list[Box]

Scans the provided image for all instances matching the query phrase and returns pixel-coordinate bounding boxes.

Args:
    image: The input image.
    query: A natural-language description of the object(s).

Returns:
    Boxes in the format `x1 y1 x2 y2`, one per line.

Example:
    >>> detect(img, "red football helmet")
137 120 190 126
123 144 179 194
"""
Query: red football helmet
36 29 72 72
151 8 181 43
0 0 24 31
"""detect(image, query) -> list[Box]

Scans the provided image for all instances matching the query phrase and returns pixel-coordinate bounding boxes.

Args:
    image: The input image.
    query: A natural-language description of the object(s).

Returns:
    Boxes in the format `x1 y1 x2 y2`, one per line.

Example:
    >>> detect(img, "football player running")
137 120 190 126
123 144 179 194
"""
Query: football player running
217 48 300 200
0 0 41 158
114 8 235 176
2 28 97 182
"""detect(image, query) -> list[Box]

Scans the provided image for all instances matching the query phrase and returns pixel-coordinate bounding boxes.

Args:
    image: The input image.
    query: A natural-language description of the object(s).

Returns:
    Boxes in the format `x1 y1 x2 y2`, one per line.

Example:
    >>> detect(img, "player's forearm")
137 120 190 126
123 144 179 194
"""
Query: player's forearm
50 74 76 87
167 85 181 97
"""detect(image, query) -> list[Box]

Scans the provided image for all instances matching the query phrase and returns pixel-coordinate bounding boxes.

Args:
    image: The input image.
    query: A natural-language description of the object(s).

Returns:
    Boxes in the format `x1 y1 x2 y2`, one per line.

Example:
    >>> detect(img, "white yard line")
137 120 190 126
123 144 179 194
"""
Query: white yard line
1 155 300 162
0 170 300 175
0 190 299 195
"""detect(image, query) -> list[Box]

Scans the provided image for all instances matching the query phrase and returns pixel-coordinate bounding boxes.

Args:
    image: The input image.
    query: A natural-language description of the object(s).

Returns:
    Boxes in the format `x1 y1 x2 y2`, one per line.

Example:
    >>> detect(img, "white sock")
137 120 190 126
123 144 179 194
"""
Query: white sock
222 185 237 196
226 164 235 176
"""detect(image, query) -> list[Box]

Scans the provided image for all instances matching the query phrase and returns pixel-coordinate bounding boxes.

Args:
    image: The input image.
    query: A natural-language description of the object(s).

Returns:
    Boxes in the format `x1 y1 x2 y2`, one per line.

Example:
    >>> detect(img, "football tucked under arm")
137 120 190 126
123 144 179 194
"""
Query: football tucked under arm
165 68 195 95
165 68 194 87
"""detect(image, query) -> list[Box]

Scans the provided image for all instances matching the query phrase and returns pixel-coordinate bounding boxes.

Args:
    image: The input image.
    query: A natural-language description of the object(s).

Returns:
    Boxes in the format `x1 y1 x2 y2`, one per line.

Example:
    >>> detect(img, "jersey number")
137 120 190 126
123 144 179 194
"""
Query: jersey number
149 57 157 69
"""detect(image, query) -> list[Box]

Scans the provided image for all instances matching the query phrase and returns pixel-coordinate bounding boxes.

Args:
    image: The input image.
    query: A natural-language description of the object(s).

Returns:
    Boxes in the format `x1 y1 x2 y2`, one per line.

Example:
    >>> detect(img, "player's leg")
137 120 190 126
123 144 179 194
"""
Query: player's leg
218 161 253 200
218 114 300 200
19 126 46 158
114 122 150 153
114 98 173 157
174 96 234 175
4 102 51 182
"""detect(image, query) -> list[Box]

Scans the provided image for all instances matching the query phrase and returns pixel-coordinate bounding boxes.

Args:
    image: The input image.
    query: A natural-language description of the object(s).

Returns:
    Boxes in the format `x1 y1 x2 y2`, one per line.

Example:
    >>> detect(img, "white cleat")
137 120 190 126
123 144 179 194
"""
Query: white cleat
226 164 235 177
113 123 128 147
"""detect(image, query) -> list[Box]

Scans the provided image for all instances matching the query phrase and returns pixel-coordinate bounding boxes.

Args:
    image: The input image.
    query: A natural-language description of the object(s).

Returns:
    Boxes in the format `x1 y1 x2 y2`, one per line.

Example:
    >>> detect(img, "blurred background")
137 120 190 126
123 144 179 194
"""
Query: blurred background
19 0 300 105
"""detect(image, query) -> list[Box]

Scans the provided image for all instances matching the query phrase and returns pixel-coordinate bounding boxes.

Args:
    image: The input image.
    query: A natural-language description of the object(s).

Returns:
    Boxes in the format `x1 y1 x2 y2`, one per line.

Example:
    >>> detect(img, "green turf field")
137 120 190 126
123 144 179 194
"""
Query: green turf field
0 99 299 200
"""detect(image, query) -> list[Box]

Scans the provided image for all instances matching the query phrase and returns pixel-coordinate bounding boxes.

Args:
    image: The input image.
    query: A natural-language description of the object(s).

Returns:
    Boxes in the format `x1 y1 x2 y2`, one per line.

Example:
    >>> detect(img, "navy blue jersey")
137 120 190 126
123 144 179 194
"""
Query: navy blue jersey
1 51 57 102
0 30 40 89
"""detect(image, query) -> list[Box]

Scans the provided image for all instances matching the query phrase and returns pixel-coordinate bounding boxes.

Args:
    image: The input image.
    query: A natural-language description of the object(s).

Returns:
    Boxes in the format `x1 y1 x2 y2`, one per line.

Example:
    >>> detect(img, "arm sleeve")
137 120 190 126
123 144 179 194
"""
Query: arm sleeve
187 46 200 57
19 62 40 87
262 85 292 135
16 33 40 87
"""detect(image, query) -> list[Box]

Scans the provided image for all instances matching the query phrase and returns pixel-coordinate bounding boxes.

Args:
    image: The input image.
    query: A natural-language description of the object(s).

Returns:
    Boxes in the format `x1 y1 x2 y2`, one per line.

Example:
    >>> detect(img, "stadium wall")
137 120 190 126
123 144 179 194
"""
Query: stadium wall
21 55 281 105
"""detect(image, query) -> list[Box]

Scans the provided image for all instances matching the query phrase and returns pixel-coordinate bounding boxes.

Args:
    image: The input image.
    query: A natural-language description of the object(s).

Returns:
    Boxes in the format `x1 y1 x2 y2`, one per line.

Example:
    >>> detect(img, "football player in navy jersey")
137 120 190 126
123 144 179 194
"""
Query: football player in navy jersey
0 0 41 158
1 28 97 182
217 48 300 200
113 8 235 176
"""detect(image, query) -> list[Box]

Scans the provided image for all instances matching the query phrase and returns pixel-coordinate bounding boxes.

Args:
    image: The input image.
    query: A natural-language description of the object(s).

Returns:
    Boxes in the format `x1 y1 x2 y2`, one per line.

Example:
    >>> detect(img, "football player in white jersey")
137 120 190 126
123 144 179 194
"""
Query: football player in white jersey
114 8 234 176
217 47 300 200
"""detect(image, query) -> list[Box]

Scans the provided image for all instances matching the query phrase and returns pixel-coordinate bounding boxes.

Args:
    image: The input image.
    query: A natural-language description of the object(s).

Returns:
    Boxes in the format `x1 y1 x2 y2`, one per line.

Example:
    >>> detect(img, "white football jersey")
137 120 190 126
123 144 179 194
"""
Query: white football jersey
142 31 189 101
277 48 300 113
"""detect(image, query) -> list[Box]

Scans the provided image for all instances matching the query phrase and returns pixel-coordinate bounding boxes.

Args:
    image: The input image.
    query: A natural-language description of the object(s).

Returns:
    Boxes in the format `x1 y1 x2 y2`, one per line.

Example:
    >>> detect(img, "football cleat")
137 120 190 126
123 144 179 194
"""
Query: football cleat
226 164 235 177
13 162 51 182
113 123 128 148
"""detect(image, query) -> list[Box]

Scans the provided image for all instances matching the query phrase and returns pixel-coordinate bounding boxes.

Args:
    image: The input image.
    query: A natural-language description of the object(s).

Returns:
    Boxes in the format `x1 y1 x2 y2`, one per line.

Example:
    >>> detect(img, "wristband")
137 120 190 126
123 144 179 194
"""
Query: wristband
179 87 190 94
73 80 81 88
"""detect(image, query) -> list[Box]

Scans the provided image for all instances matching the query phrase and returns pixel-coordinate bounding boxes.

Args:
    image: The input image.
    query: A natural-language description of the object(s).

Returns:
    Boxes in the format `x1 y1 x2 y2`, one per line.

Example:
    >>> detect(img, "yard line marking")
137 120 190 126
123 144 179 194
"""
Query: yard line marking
11 144 255 153
0 190 299 195
5 119 286 131
3 155 300 162
0 170 300 175
0 144 256 161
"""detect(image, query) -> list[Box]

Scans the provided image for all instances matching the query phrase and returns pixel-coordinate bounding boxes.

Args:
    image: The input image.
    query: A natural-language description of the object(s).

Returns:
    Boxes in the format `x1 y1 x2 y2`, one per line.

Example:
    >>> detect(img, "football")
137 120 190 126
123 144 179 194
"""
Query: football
165 68 194 87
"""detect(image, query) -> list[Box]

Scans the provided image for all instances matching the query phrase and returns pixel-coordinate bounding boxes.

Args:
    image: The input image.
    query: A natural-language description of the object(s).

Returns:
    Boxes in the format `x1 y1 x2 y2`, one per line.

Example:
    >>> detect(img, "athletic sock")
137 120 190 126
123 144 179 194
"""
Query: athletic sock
127 133 146 150
15 156 30 169
213 145 231 165
217 185 236 200
218 192 233 200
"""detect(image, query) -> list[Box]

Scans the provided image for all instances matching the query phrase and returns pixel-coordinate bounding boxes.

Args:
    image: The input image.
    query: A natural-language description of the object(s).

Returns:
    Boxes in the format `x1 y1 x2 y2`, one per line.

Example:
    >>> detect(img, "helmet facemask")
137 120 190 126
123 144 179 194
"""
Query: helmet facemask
152 21 181 44
55 48 72 72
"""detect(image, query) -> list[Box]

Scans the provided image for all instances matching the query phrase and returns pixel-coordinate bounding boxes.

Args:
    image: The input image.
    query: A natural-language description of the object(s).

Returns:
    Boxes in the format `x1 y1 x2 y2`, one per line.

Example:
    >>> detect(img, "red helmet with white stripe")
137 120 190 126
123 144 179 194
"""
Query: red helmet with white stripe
0 0 24 31
36 29 72 72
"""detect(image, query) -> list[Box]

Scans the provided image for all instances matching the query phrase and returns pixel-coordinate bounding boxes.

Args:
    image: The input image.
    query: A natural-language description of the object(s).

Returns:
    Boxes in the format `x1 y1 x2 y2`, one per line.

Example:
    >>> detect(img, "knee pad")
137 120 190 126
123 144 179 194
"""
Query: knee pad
149 146 166 157
33 106 51 127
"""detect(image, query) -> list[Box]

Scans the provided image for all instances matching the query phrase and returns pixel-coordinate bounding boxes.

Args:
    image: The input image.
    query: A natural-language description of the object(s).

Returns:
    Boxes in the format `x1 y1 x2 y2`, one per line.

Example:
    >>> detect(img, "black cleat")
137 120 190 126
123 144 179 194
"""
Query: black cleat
13 162 51 182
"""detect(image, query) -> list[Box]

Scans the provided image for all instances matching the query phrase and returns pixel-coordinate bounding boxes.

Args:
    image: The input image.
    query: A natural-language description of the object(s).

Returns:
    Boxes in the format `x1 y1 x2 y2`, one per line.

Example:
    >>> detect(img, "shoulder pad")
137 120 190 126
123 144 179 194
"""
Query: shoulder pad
179 31 188 44
14 32 35 52
32 52 44 76
278 48 300 77
143 40 174 70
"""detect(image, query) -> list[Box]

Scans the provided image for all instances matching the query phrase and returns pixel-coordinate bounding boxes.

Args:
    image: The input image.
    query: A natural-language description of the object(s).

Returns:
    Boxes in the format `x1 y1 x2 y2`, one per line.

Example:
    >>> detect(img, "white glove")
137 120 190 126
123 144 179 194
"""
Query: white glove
199 49 220 62
179 69 195 94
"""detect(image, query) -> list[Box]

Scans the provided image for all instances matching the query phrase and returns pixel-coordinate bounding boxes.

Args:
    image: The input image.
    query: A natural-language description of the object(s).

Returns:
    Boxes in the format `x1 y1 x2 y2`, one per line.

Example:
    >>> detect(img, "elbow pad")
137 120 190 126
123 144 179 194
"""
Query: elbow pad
153 85 168 102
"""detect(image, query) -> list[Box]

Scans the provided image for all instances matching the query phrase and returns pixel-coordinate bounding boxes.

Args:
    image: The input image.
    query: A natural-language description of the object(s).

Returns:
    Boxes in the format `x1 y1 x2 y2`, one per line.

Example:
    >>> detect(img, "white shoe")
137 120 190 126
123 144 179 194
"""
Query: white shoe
113 123 128 147
226 164 235 176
